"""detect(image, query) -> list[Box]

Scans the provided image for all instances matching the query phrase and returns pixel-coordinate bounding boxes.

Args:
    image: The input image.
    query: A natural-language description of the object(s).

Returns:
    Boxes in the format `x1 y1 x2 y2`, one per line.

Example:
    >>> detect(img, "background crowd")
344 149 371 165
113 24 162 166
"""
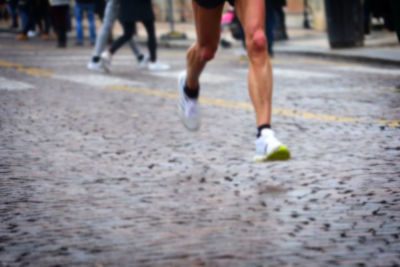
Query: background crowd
0 0 290 50
0 0 398 52
0 0 106 47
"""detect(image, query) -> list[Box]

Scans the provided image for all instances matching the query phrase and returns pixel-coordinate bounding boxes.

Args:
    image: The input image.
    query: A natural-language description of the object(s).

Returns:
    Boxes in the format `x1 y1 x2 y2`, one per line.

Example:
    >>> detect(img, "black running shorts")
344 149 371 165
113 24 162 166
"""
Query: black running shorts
194 0 235 9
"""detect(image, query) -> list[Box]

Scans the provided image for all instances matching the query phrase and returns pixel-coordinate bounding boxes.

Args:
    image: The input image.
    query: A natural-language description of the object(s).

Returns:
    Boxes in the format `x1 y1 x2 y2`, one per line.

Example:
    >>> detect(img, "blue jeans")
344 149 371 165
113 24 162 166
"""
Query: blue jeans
19 8 28 30
74 3 96 43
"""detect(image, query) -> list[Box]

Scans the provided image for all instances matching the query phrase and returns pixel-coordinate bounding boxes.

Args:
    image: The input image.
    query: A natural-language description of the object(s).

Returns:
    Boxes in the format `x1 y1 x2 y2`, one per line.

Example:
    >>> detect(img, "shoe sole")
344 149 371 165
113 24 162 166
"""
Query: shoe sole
100 54 111 73
177 103 200 131
87 63 106 73
254 145 291 162
88 67 105 73
102 62 110 73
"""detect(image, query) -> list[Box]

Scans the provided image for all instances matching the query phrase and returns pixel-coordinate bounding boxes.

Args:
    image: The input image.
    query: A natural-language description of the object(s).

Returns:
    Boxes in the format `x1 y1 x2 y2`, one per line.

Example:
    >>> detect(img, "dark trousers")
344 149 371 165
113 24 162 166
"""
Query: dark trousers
7 0 18 27
390 0 400 42
37 0 51 35
275 6 288 39
22 1 36 34
265 0 275 56
95 0 106 21
141 20 157 62
50 5 69 46
110 20 157 61
110 21 136 54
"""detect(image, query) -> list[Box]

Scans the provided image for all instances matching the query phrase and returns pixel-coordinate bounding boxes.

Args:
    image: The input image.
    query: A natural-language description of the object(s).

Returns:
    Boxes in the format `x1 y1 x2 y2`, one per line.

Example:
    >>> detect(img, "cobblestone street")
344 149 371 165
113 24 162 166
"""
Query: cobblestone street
0 32 400 267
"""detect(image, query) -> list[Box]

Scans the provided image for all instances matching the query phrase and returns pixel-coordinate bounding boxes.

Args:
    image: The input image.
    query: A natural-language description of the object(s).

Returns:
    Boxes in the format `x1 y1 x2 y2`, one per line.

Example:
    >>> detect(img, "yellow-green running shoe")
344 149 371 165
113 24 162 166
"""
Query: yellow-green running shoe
254 129 291 162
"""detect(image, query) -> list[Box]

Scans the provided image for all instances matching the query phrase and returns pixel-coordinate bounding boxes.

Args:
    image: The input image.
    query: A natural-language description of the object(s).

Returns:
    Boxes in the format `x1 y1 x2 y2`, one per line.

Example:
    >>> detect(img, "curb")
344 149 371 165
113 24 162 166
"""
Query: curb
275 49 400 67
144 36 400 67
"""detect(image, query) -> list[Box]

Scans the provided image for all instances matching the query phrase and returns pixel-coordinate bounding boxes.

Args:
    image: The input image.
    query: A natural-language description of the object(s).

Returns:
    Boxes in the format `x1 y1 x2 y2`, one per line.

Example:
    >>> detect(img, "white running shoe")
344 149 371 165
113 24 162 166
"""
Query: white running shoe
87 60 106 73
100 51 112 73
138 54 149 69
148 61 170 71
254 129 290 162
177 71 201 131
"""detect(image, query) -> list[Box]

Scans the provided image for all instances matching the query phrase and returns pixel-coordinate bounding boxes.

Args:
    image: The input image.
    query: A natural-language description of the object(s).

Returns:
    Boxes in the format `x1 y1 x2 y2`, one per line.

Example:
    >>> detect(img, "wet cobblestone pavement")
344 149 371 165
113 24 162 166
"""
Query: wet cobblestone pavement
0 34 400 267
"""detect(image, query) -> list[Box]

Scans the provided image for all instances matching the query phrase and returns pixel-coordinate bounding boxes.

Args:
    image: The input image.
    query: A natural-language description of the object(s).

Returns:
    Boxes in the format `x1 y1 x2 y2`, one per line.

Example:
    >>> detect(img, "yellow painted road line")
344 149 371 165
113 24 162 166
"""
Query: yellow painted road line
1 58 398 128
107 84 400 129
0 59 53 78
377 87 400 94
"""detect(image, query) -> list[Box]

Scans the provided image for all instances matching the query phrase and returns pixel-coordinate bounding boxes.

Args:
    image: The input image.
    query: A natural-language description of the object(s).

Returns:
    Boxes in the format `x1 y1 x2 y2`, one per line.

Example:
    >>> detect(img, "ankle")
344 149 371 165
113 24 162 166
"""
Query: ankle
184 83 199 99
257 124 271 138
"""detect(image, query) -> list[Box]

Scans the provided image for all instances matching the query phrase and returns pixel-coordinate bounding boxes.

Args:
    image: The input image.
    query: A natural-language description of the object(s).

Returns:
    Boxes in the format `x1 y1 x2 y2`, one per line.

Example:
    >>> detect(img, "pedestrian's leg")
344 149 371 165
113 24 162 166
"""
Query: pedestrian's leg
42 1 51 36
0 5 6 21
51 5 68 47
186 1 223 90
92 0 116 58
129 36 143 60
265 0 275 56
95 0 105 21
58 27 67 47
109 21 134 55
280 6 288 39
364 0 371 35
100 21 134 72
141 19 157 62
128 23 143 61
7 1 18 28
74 3 83 44
87 3 96 43
20 7 28 29
16 2 34 39
66 6 71 32
27 1 37 33
59 6 68 47
22 1 35 34
36 3 45 34
389 0 400 42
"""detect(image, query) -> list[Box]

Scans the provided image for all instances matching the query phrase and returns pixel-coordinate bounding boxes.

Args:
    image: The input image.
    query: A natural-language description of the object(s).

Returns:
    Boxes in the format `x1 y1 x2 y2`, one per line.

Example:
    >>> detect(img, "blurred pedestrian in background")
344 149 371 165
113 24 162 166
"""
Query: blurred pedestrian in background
6 0 19 29
179 0 186 22
88 0 145 73
16 0 37 40
265 0 275 56
220 7 244 49
389 0 400 42
273 0 288 40
364 0 396 34
15 0 50 40
95 0 106 21
17 0 28 32
101 0 169 72
37 0 52 40
0 0 9 24
74 0 96 46
49 0 70 48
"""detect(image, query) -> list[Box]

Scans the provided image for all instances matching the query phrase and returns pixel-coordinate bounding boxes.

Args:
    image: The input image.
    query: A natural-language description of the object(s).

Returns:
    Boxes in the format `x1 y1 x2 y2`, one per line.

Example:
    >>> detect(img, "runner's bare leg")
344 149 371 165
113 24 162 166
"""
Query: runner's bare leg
235 0 273 126
185 1 224 90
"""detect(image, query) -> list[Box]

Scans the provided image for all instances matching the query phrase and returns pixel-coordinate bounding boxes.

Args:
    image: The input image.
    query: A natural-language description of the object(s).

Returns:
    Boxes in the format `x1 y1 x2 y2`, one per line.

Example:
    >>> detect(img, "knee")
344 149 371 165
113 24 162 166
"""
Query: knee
247 28 267 54
199 45 217 62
